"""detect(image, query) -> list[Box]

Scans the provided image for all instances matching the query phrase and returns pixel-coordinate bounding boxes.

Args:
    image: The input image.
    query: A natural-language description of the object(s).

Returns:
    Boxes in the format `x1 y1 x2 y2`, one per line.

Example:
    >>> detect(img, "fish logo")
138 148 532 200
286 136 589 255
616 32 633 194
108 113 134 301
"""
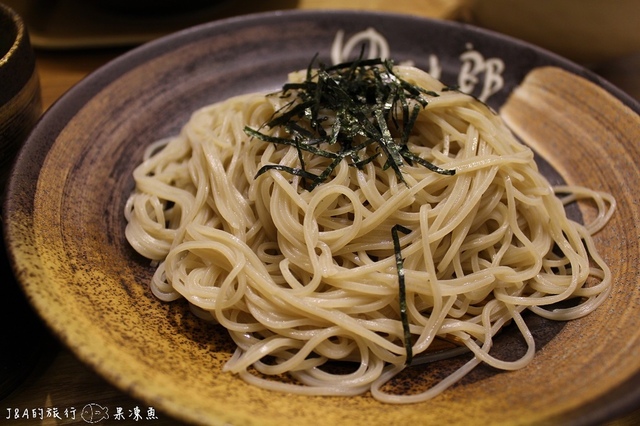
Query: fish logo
81 403 109 423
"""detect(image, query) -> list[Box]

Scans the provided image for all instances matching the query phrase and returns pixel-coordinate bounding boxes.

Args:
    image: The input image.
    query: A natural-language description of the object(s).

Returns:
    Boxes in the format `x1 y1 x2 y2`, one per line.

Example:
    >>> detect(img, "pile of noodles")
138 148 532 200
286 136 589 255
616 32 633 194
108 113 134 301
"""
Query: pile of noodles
124 65 615 403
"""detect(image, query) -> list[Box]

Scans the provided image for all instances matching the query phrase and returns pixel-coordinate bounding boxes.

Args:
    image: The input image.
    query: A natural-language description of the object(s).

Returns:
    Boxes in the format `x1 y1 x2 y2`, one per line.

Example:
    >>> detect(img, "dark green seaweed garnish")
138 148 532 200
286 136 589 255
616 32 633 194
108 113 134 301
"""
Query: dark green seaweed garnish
392 223 413 365
245 56 455 191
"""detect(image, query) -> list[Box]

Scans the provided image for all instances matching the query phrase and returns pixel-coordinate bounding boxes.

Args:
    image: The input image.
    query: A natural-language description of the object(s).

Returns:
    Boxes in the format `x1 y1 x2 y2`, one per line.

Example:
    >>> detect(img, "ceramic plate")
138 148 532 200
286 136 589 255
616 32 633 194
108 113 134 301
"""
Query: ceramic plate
4 10 640 426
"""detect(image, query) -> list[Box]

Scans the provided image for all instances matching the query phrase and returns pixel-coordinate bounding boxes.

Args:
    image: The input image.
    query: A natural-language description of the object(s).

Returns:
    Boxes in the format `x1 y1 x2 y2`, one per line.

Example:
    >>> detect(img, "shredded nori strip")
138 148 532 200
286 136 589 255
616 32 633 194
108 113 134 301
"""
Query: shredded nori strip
245 55 455 190
392 223 413 365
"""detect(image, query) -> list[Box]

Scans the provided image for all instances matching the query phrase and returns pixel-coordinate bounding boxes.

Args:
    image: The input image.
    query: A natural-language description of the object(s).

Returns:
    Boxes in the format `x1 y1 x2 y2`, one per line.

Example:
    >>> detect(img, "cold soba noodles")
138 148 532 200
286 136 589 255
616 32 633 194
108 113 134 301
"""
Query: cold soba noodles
124 58 615 403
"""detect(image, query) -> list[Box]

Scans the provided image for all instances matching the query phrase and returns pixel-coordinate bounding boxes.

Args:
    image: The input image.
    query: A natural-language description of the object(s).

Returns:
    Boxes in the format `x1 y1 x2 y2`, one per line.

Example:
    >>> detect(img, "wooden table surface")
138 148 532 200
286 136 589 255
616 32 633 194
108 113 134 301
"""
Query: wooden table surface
1 1 638 425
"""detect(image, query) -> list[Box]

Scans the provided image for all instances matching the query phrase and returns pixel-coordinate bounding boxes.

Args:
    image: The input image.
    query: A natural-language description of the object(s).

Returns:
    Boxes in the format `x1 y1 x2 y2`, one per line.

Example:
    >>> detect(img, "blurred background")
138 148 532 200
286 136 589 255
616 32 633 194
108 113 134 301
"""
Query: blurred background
4 0 639 109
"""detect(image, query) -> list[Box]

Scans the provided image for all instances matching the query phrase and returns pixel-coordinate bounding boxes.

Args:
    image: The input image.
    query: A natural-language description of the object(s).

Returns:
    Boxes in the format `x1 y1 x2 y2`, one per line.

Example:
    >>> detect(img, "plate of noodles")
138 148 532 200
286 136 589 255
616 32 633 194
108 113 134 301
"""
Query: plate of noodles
4 10 640 426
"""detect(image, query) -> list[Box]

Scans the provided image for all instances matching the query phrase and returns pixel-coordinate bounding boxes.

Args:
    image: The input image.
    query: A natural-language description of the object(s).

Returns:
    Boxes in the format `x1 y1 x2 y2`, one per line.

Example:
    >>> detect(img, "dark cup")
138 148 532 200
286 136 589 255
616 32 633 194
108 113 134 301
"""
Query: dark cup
1 2 50 400
0 2 42 199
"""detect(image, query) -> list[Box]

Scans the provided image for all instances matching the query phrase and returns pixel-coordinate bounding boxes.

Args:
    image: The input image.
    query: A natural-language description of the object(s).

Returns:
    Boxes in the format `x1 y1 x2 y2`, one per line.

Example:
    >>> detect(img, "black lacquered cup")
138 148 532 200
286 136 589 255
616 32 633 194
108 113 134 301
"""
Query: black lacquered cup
1 2 50 400
0 2 42 199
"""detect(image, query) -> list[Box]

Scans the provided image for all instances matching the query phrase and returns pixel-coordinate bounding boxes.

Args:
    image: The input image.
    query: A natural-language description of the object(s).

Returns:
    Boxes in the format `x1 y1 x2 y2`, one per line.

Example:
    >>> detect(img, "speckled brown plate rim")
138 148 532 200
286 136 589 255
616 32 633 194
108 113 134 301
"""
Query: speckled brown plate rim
3 9 640 426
